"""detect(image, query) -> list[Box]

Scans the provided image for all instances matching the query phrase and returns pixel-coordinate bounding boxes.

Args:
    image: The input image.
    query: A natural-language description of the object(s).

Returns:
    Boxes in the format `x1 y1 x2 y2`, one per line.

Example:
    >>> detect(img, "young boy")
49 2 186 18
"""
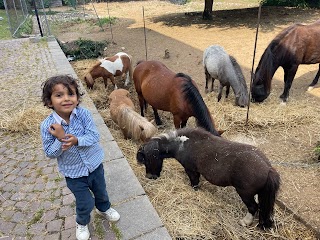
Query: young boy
40 75 120 240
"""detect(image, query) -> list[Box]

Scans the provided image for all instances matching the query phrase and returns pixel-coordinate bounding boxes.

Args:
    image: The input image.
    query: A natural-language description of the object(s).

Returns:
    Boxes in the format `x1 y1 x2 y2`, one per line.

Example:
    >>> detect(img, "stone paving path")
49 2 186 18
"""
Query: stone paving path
0 38 171 240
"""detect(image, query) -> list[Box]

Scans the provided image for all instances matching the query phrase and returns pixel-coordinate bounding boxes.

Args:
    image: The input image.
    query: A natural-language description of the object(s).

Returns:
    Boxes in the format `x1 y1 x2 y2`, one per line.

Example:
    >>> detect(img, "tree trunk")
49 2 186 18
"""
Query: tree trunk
203 0 213 20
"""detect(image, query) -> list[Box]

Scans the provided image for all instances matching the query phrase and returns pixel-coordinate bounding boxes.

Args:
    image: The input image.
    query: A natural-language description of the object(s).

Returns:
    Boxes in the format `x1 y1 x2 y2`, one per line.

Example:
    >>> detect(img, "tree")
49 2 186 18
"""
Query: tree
203 0 213 20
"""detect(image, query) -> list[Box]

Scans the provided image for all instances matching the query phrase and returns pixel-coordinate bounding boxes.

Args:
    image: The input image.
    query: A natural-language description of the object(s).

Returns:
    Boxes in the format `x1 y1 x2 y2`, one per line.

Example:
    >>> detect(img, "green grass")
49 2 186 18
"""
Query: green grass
0 10 12 40
96 17 117 27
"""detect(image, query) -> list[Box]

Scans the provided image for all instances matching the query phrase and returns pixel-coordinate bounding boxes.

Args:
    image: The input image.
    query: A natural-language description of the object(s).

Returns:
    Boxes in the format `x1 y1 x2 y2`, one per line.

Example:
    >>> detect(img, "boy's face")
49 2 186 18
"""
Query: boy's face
48 84 79 120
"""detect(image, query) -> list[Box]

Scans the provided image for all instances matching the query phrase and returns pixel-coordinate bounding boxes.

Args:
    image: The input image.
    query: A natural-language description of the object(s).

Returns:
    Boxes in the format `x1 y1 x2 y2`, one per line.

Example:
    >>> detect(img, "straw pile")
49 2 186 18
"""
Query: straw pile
72 64 319 239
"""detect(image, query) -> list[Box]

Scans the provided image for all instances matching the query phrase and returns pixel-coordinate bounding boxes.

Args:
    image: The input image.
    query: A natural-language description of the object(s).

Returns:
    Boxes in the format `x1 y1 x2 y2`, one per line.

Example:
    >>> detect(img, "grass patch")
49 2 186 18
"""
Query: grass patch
93 214 105 239
96 17 117 27
0 10 12 39
28 208 44 226
111 222 122 240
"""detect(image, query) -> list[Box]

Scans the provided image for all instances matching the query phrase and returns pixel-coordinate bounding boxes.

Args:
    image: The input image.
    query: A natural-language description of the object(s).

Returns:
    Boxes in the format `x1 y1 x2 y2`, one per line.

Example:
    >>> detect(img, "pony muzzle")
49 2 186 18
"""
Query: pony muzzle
146 173 158 180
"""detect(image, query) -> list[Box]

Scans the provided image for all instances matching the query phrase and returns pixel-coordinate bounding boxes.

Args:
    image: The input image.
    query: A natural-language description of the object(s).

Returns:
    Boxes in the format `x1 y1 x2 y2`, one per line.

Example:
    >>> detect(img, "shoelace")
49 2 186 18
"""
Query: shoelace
77 225 87 233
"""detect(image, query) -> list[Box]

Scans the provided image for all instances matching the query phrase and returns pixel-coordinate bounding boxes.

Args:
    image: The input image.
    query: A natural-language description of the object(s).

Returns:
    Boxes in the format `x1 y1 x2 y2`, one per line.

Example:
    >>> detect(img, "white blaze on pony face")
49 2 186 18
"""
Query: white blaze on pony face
178 135 189 142
176 135 189 151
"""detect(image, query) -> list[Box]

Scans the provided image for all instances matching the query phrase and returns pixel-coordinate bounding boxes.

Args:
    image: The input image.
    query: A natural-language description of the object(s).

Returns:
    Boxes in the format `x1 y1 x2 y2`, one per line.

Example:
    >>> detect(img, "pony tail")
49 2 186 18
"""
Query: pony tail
258 167 281 229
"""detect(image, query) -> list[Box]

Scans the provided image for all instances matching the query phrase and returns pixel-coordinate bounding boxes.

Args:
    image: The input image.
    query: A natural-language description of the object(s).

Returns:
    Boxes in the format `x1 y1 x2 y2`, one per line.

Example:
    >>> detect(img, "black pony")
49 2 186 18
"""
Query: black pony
137 127 281 229
251 20 320 103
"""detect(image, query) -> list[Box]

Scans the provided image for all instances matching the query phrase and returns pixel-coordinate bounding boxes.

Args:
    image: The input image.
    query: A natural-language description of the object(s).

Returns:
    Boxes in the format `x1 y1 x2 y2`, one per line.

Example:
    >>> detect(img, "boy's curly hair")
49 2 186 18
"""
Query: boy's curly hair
41 75 83 109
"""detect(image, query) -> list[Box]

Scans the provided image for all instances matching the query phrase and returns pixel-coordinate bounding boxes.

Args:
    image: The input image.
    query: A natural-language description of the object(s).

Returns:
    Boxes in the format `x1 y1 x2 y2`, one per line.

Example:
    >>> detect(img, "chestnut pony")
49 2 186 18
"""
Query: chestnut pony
133 60 220 136
137 127 281 229
251 20 320 103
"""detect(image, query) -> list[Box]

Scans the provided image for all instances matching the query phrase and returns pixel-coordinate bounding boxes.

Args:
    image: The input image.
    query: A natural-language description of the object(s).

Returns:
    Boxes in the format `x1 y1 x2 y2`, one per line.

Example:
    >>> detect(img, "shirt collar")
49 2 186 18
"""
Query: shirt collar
52 108 77 125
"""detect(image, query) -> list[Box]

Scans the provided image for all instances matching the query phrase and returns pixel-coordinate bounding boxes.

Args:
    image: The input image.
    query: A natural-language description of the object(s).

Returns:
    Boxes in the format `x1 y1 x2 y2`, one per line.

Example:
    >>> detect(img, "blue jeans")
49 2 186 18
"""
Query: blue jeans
65 164 111 225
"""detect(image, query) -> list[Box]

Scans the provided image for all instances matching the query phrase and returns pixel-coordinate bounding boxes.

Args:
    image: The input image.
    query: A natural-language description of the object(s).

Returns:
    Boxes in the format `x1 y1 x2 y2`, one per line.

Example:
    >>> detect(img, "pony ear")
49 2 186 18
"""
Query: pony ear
137 145 145 164
144 140 160 160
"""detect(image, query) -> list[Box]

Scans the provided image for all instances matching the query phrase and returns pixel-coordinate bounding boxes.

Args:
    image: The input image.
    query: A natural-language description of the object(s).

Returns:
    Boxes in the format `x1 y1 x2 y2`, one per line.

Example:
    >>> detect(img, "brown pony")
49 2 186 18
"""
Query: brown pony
137 127 281 229
109 89 157 141
84 52 133 90
251 20 320 103
133 60 220 136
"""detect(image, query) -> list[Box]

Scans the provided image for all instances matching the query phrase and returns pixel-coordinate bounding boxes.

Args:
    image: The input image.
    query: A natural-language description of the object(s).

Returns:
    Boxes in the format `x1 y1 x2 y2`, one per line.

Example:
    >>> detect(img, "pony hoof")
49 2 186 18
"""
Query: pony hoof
307 86 314 91
192 185 200 191
239 212 253 227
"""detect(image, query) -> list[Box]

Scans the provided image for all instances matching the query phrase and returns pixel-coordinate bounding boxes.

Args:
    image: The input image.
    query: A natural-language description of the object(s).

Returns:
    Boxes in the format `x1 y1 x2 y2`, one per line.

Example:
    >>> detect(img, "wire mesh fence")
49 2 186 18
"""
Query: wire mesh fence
4 0 109 38
3 0 29 36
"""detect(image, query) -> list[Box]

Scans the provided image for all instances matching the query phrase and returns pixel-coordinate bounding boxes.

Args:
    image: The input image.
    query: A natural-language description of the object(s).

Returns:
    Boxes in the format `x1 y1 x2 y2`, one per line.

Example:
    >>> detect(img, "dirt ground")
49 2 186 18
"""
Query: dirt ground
51 1 320 239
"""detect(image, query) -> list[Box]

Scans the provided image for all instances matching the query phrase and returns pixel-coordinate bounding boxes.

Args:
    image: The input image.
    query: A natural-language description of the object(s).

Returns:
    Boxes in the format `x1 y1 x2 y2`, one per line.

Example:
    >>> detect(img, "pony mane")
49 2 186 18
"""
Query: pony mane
229 55 249 104
117 107 157 141
176 73 220 136
155 130 178 141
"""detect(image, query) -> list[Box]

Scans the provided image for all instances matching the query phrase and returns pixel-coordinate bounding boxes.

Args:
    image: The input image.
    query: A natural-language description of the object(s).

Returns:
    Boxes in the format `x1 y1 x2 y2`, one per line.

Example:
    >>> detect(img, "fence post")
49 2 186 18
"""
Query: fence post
32 0 43 37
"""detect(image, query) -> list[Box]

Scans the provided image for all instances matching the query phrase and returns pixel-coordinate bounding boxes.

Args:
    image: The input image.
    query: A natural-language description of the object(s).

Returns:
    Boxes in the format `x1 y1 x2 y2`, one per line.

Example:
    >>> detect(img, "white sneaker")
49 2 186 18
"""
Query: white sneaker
96 207 120 222
76 223 90 240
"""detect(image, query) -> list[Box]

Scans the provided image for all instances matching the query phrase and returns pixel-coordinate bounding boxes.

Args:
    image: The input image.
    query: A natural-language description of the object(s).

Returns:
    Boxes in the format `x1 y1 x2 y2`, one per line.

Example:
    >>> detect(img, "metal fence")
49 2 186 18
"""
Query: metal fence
4 0 52 37
4 0 29 36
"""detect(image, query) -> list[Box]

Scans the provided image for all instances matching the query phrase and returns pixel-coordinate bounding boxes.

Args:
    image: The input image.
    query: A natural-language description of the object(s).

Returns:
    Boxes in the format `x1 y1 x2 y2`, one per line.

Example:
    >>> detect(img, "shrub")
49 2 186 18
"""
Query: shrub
262 0 320 8
57 38 108 60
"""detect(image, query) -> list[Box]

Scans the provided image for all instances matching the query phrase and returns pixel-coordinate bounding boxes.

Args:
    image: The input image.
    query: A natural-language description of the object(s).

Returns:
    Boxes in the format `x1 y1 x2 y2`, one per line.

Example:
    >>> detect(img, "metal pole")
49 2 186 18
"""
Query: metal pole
19 0 26 17
142 6 147 60
40 0 51 36
91 0 104 32
33 0 43 37
245 2 262 126
106 0 113 42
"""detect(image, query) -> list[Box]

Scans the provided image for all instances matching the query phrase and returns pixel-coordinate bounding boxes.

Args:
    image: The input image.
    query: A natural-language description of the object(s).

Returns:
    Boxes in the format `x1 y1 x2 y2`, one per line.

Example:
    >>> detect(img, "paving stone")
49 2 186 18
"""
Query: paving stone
58 205 75 217
27 223 46 235
104 158 145 204
44 233 60 240
115 195 168 240
46 219 63 232
61 228 74 240
64 215 76 230
135 227 172 240
1 210 15 220
101 140 124 162
62 193 74 205
11 212 25 223
0 220 15 235
42 210 57 222
12 224 27 236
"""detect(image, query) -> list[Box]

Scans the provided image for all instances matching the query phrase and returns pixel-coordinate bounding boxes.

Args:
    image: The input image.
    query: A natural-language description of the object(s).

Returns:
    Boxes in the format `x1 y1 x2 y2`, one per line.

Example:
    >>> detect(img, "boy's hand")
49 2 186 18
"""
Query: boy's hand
49 124 65 140
61 134 78 151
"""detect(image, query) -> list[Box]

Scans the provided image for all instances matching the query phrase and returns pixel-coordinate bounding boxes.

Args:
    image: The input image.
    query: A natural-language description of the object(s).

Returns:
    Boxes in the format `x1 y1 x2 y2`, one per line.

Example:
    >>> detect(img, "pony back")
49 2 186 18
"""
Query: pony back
203 45 248 107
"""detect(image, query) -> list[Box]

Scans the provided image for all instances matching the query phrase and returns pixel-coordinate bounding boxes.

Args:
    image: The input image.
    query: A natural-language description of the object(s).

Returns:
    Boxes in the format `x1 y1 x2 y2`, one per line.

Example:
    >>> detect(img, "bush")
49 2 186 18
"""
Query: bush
57 38 108 60
0 0 4 9
262 0 320 8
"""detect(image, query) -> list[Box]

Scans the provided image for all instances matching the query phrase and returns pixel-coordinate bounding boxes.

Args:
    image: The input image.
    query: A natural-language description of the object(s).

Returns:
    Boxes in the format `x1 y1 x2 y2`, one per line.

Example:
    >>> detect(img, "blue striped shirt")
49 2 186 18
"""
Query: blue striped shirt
40 106 104 178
